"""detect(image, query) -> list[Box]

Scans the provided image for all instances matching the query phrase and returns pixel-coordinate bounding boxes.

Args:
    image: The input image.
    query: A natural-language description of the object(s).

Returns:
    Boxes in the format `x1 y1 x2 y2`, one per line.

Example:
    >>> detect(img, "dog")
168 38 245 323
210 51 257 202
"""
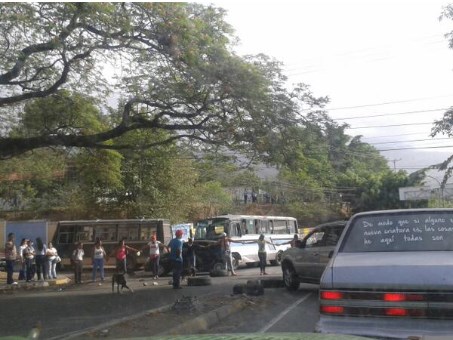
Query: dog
112 273 133 294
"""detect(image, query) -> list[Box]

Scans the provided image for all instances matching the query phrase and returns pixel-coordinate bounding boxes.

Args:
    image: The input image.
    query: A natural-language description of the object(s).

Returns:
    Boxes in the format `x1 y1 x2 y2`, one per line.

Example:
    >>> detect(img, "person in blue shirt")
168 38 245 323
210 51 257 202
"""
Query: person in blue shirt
168 229 184 289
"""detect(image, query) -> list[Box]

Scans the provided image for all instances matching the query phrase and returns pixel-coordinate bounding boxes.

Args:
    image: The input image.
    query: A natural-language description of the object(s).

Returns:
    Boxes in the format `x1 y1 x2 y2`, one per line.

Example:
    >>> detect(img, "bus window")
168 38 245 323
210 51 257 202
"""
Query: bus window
94 225 117 241
194 221 208 240
58 231 74 244
289 220 297 234
235 223 242 237
140 225 157 240
273 220 288 234
240 220 247 235
245 219 255 234
119 226 139 241
76 226 94 242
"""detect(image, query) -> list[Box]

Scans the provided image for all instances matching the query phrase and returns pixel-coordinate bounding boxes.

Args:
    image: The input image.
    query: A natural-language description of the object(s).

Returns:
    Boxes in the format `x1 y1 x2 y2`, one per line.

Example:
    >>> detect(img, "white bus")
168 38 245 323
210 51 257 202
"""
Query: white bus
195 215 298 268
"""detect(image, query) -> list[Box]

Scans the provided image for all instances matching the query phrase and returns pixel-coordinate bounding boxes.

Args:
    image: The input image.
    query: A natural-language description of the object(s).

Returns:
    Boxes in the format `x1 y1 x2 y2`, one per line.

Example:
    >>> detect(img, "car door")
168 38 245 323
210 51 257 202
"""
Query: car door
297 226 343 281
293 228 326 281
313 226 344 278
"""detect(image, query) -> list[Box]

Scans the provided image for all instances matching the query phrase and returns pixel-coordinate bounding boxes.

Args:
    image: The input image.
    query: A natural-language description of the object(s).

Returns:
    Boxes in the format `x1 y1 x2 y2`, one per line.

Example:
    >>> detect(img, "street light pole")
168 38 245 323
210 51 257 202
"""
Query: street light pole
425 175 444 207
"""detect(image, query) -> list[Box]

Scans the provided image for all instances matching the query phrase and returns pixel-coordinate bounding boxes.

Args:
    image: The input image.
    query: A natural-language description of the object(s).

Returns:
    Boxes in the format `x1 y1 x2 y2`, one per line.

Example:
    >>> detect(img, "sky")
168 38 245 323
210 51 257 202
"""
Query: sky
197 0 453 185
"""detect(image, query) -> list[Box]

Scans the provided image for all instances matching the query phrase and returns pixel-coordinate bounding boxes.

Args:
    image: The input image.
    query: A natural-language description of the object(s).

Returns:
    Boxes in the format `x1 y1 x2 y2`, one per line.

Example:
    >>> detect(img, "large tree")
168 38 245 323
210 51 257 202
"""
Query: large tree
0 2 276 160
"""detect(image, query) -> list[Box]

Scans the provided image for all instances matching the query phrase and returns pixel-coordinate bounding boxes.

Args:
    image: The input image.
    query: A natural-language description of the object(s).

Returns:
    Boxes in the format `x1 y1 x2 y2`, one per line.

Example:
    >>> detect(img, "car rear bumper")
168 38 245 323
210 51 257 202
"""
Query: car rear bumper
317 315 453 339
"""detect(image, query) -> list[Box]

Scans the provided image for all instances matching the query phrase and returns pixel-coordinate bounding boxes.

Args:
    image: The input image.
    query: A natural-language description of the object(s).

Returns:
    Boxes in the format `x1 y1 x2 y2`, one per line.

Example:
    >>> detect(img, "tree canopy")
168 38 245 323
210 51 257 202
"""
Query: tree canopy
0 2 277 159
0 2 423 223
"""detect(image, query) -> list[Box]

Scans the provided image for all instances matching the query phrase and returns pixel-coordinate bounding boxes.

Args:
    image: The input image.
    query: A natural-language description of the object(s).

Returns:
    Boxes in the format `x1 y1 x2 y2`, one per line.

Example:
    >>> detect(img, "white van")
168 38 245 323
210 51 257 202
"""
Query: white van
230 235 279 267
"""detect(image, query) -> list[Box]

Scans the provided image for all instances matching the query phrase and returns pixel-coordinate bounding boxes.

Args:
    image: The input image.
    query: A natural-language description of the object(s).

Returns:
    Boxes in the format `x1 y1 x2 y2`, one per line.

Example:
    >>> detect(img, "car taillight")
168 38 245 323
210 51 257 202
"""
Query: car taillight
320 305 345 314
383 293 406 302
385 308 408 317
321 291 343 300
383 293 425 302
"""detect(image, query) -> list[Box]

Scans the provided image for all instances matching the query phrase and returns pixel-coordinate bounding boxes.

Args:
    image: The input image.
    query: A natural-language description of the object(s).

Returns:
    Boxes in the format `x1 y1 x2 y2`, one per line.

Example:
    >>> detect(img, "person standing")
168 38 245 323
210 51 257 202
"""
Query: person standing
4 233 17 285
23 239 35 282
243 234 273 275
113 238 139 274
168 230 184 289
218 233 241 276
35 237 47 281
46 242 58 279
185 238 196 277
92 239 107 283
18 238 27 281
142 235 162 279
72 242 84 284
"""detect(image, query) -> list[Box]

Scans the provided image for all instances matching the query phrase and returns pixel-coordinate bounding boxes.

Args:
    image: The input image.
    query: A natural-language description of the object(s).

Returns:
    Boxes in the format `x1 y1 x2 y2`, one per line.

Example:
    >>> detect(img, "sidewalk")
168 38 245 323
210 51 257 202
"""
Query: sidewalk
0 271 72 293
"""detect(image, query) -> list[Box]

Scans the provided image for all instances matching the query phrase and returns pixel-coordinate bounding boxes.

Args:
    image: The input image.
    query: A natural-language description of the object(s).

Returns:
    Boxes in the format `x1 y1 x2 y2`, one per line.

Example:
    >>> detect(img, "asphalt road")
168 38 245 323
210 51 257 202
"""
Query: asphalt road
0 265 321 338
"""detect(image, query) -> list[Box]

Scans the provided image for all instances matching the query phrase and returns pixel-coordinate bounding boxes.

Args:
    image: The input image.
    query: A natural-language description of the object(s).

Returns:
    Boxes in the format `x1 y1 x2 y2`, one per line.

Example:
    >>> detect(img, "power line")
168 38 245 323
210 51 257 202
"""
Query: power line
362 132 429 140
378 145 453 152
335 107 448 121
372 137 451 145
323 94 453 111
348 122 433 130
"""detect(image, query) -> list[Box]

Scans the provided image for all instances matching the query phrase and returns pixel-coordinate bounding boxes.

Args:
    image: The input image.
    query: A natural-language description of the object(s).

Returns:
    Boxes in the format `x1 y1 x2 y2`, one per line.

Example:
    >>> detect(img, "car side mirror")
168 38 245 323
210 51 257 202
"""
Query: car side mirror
328 250 334 258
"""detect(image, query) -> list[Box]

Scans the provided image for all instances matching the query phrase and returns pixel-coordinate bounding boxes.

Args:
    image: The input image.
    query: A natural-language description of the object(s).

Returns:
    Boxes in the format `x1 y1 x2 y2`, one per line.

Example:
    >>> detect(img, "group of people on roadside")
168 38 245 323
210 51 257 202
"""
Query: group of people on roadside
71 238 137 284
4 232 60 285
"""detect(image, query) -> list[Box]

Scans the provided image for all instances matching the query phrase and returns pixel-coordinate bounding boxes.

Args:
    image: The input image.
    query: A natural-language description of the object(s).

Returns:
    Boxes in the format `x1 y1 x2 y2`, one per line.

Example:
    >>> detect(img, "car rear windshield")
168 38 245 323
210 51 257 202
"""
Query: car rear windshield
340 210 453 252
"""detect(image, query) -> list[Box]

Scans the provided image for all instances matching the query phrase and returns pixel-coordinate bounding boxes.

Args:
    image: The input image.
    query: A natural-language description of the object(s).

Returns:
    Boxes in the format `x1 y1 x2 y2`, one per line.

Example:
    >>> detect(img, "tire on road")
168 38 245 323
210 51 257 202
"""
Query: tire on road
187 276 212 286
210 269 229 277
260 278 284 288
282 263 300 291
246 280 264 296
233 283 245 294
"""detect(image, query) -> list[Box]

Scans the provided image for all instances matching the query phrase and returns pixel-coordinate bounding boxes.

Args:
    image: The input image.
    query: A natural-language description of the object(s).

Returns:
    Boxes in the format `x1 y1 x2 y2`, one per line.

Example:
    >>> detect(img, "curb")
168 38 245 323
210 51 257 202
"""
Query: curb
0 276 72 293
162 299 248 336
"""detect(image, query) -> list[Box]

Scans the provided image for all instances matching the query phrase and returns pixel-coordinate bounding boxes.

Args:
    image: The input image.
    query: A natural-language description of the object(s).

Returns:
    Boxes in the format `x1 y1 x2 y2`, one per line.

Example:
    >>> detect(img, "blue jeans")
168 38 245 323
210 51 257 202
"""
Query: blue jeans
171 260 183 288
6 260 14 284
35 255 47 280
92 258 105 281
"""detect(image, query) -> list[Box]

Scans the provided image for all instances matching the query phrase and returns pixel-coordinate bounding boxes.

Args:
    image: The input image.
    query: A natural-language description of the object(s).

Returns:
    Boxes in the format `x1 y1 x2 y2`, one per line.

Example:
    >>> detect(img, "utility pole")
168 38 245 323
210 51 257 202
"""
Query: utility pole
389 158 402 171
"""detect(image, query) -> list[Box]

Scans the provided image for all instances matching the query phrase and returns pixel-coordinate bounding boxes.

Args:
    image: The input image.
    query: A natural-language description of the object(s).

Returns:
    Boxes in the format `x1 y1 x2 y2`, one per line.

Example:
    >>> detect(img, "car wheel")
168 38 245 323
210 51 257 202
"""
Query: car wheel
232 255 240 271
212 261 226 272
283 264 300 291
276 251 283 265
187 276 212 286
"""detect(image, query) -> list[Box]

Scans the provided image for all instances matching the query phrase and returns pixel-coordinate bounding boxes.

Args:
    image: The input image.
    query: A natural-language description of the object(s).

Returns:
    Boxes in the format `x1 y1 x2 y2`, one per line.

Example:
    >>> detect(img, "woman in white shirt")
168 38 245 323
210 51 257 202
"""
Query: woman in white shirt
142 235 163 279
46 242 58 279
92 239 107 283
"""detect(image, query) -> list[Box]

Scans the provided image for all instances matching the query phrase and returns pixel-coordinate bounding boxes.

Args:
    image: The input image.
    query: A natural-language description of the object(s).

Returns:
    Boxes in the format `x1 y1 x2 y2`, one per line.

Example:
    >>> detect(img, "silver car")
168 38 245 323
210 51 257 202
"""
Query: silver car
281 221 347 290
317 208 453 339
